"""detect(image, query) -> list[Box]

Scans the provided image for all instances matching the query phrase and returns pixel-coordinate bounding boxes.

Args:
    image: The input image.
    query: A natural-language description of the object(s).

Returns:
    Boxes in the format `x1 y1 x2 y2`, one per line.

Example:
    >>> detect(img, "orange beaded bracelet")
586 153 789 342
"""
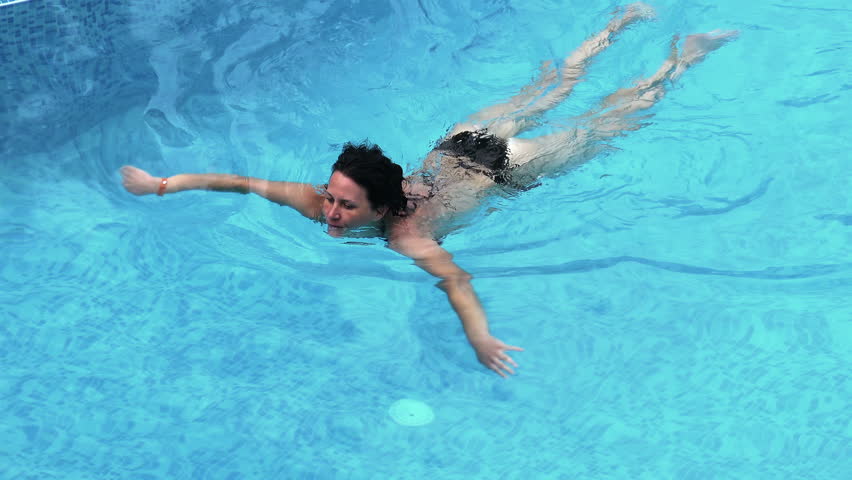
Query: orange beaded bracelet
156 178 168 196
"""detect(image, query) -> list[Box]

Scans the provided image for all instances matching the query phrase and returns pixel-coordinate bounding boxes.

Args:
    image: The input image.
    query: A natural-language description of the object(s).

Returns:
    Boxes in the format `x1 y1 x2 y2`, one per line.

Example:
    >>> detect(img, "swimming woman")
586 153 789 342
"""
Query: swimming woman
121 3 736 377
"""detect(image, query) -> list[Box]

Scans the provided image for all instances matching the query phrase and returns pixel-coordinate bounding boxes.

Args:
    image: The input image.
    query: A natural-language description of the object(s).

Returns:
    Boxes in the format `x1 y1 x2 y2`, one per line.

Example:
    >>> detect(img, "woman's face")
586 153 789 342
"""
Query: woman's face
322 171 385 235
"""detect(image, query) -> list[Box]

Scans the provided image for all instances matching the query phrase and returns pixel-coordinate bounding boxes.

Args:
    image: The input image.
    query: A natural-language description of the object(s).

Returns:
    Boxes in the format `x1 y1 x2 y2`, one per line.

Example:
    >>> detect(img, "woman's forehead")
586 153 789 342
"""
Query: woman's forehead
327 171 368 202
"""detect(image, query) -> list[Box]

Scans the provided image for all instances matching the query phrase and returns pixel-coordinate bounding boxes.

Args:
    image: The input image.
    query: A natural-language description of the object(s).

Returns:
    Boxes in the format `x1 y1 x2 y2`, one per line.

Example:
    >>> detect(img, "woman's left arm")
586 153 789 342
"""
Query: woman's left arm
389 235 523 377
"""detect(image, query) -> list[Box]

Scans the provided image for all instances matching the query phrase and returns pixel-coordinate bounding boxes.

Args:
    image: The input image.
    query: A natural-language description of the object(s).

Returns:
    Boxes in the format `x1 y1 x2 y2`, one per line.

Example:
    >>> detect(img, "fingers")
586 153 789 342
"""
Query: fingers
119 165 139 177
481 339 524 378
489 361 514 378
502 353 519 369
496 358 516 376
488 354 518 378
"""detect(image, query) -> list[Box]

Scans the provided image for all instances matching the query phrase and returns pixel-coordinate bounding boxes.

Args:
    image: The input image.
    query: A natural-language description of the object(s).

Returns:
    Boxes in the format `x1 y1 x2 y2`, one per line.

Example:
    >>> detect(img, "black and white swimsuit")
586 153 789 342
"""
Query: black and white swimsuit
434 129 513 185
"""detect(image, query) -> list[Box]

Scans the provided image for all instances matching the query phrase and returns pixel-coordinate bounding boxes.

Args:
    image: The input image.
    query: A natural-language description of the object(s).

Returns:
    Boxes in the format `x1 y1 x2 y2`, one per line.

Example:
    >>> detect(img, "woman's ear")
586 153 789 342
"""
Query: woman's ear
374 206 389 219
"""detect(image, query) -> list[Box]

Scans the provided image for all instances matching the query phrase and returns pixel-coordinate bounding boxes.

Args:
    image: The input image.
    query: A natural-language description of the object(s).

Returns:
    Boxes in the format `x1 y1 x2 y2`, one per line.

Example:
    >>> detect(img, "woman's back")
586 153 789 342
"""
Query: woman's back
398 147 501 239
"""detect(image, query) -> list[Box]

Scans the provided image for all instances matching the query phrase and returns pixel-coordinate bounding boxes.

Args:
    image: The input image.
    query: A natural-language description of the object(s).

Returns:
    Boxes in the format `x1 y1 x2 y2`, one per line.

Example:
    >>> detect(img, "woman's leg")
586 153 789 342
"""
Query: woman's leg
506 30 738 178
586 30 738 133
449 2 656 140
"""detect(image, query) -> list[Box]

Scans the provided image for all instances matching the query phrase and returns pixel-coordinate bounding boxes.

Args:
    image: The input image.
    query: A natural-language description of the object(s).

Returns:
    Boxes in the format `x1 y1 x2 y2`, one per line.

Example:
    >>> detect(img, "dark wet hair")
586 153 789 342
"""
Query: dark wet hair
332 142 406 216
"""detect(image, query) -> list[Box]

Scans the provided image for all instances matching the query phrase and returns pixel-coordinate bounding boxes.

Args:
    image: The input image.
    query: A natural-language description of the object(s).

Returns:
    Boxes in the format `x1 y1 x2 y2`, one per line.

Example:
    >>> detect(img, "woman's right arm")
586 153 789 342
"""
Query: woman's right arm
120 165 324 219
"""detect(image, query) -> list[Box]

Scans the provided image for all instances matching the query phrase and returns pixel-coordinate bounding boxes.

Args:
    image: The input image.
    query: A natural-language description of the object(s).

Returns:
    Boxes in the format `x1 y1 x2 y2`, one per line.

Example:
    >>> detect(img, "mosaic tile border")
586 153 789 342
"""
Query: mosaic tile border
0 0 34 8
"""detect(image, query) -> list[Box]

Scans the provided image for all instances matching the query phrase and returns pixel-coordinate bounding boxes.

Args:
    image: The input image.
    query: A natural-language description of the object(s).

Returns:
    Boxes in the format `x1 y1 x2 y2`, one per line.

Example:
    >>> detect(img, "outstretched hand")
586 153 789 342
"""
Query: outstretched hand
473 335 524 378
120 165 160 195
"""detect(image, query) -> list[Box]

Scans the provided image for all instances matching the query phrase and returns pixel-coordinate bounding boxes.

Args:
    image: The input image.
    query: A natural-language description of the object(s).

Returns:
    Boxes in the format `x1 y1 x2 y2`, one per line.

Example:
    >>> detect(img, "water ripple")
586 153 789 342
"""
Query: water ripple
473 256 850 281
815 213 852 226
672 177 772 217
778 94 841 108
772 3 852 12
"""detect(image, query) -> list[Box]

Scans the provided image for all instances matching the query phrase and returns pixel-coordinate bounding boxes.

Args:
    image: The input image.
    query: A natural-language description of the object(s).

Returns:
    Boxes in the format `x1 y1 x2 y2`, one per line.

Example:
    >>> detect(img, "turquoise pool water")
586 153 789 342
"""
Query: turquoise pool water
1 0 850 478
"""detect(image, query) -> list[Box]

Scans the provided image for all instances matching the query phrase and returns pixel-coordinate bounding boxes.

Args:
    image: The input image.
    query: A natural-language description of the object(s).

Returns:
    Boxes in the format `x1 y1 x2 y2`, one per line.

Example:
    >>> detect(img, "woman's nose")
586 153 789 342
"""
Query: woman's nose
328 204 340 218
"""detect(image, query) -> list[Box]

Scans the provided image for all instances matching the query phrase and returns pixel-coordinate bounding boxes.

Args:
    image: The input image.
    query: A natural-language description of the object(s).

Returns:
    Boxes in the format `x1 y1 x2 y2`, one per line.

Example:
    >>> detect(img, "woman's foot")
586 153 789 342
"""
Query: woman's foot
609 2 656 32
672 30 739 80
563 2 656 77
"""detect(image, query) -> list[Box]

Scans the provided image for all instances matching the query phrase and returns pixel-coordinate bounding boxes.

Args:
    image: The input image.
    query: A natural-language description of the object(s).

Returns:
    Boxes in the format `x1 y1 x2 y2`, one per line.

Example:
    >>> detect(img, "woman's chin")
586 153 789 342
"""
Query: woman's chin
327 225 347 237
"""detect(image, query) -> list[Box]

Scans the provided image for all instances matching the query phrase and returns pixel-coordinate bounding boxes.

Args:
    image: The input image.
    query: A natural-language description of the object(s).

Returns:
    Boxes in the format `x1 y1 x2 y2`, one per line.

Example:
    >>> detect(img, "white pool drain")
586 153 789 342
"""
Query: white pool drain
388 399 434 427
